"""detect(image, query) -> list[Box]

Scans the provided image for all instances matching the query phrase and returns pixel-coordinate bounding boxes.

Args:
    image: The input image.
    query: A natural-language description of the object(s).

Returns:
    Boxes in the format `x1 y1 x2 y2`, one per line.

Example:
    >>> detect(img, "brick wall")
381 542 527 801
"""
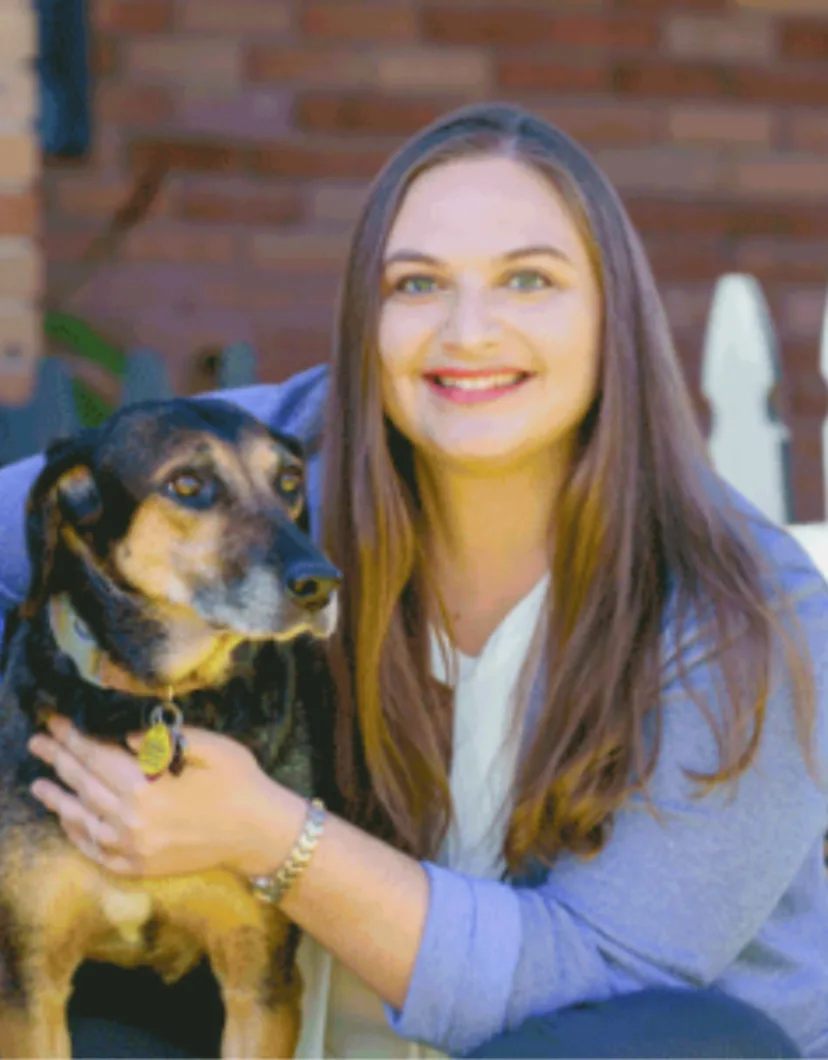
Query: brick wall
0 0 41 404
44 0 828 517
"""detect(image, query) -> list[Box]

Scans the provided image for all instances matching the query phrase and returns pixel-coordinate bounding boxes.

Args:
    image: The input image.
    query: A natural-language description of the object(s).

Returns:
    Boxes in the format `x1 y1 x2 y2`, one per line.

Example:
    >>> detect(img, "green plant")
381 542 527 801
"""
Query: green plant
44 310 126 427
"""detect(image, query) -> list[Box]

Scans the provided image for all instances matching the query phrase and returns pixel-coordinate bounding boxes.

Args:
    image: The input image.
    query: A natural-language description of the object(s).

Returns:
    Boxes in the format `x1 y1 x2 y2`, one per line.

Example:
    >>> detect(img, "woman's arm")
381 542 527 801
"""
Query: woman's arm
27 569 828 1056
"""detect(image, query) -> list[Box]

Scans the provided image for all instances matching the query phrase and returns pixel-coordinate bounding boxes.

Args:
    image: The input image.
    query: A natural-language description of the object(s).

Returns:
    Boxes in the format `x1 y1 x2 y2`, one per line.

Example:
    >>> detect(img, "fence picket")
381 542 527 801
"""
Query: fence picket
701 275 791 525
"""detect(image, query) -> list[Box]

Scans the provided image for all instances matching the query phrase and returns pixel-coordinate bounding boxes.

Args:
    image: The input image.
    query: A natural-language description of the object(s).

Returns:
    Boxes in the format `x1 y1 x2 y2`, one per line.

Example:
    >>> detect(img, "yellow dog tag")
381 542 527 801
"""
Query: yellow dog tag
138 720 174 778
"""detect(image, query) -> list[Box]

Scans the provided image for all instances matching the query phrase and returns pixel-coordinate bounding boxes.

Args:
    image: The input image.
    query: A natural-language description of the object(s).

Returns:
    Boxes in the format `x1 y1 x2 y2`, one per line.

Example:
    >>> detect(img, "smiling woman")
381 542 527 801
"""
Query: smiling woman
0 102 825 1060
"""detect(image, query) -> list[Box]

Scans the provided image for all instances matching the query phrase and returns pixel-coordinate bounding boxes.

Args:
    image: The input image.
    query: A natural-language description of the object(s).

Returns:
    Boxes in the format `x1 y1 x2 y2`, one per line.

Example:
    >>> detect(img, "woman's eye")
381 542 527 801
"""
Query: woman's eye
394 275 442 296
278 469 303 495
504 270 552 292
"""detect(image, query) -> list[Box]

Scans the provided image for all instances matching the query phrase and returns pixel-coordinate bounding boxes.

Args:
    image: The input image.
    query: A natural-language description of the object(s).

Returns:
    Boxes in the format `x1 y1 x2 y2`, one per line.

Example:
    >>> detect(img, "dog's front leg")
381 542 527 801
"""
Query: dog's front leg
0 940 85 1059
208 919 303 1060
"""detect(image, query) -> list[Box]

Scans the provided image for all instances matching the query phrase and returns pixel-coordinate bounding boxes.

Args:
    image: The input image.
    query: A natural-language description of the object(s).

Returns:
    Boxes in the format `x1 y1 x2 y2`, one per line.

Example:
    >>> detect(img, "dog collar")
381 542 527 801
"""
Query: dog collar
48 594 187 779
49 594 162 698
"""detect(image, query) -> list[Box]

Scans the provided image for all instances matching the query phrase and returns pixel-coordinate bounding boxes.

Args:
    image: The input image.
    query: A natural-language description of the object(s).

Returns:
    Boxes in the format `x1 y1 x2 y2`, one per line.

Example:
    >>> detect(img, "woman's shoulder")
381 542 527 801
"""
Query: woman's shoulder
211 363 329 454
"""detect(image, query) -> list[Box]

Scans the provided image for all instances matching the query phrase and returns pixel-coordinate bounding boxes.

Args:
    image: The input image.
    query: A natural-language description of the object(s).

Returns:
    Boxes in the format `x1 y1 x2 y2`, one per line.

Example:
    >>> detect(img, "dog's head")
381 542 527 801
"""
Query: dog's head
23 398 341 688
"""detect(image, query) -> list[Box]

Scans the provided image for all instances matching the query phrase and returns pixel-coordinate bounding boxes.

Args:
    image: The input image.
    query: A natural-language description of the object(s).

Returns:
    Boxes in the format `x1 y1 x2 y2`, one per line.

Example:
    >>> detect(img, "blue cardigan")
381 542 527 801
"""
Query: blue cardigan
0 366 826 1057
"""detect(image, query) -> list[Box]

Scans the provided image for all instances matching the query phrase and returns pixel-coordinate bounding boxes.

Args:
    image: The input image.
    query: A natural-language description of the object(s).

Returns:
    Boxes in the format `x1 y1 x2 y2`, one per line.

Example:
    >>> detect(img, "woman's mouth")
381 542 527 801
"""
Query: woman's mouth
423 370 531 405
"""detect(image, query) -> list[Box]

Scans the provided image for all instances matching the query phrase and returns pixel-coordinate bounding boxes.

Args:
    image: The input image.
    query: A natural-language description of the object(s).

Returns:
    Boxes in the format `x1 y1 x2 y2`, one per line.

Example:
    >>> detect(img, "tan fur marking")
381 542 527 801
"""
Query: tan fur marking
0 829 299 1058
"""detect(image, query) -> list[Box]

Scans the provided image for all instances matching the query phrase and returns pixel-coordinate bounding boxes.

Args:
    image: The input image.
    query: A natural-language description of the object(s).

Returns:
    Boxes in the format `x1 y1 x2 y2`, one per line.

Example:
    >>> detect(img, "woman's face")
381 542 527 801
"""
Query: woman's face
378 154 602 475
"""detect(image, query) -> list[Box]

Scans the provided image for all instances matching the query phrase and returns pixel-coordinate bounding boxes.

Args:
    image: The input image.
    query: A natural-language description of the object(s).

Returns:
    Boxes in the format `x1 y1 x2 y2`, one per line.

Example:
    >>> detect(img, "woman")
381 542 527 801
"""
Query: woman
1 103 826 1058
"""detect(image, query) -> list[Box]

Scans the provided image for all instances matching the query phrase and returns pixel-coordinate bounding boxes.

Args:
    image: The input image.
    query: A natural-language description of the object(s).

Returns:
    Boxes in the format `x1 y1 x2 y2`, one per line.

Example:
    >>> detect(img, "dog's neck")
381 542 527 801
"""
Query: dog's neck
49 594 166 698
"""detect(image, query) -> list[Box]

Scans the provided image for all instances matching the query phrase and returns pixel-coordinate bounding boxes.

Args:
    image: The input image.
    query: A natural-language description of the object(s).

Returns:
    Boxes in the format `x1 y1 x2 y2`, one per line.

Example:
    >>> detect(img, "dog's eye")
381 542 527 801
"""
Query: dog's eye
277 469 303 495
165 473 215 506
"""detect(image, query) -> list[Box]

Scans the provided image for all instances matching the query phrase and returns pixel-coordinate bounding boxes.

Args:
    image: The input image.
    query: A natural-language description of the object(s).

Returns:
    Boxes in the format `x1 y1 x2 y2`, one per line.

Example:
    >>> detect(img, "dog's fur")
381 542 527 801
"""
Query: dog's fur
0 397 341 1058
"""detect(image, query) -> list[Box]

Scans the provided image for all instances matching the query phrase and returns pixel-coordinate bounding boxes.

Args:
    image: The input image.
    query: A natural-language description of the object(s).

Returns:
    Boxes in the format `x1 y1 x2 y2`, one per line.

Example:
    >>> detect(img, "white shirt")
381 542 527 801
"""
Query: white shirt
296 574 551 1059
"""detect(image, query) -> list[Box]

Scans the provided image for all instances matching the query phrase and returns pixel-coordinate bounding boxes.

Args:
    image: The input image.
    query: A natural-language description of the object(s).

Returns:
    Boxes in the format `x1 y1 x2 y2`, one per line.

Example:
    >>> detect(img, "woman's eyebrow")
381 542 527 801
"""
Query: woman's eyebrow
383 250 442 268
501 244 573 264
383 245 573 267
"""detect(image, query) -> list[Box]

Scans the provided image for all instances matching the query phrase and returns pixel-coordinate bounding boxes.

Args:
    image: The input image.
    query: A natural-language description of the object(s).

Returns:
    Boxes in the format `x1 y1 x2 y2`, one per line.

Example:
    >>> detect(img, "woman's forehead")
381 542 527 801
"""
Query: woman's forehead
384 155 586 264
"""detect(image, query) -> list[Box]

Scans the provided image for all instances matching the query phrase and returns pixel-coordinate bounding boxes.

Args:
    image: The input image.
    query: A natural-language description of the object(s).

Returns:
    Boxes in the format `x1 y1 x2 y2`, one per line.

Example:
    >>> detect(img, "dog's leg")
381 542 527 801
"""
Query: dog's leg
209 922 303 1060
157 874 302 1060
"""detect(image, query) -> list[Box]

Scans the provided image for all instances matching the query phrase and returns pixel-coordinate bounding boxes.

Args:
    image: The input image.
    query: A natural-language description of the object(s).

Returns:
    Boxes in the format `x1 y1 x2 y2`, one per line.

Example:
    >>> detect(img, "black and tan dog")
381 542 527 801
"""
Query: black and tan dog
0 397 341 1058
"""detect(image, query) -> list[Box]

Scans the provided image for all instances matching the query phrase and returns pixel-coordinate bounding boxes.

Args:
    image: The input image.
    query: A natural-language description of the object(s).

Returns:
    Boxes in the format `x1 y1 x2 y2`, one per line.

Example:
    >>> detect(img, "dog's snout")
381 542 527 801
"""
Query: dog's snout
286 561 342 613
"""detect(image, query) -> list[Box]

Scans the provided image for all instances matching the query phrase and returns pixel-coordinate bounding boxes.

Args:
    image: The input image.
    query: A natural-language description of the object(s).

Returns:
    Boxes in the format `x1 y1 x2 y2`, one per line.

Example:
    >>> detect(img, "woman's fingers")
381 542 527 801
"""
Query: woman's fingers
30 777 123 851
28 735 126 824
31 716 148 798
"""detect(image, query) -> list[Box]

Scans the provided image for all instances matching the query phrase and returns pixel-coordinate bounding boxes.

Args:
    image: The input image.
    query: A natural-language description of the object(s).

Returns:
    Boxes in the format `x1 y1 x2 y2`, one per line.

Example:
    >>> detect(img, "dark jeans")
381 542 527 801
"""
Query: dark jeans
467 987 802 1059
66 976 800 1059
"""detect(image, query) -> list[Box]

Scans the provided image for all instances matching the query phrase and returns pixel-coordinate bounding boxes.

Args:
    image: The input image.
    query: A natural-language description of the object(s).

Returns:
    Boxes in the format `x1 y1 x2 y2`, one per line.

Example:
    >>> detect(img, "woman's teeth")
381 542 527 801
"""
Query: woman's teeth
432 372 524 391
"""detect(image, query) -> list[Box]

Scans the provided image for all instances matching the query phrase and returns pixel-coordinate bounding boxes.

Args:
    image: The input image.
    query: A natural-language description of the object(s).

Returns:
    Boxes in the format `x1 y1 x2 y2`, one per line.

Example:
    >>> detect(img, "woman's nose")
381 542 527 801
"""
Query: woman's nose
441 287 499 353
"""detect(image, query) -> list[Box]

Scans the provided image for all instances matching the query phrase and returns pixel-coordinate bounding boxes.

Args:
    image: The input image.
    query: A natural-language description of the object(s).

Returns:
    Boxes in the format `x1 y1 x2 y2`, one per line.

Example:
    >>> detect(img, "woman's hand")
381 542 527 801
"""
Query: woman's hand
27 715 299 878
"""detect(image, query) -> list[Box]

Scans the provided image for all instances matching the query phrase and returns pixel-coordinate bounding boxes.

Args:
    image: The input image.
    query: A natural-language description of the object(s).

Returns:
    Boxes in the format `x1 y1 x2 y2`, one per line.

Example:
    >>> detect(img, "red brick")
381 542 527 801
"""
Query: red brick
613 61 828 106
733 239 828 283
199 271 340 312
97 0 174 33
612 60 731 99
498 57 607 93
663 13 774 62
126 38 240 88
787 110 828 152
248 230 351 270
309 183 368 223
377 48 492 92
179 0 292 34
52 176 171 220
666 104 774 146
737 0 828 12
627 199 828 240
302 2 418 42
616 0 725 7
727 156 828 198
732 67 828 106
422 8 656 49
93 35 120 78
640 236 732 283
781 21 828 61
295 93 445 135
129 137 247 175
96 84 175 126
595 147 723 194
245 45 374 86
178 88 292 139
123 221 237 264
253 331 330 381
174 178 303 225
0 192 37 237
43 226 102 263
532 101 660 146
250 142 391 180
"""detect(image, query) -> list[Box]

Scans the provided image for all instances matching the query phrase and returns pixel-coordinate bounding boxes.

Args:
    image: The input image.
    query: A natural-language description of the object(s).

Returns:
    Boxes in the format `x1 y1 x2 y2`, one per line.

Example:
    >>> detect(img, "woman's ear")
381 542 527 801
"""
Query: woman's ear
21 431 102 618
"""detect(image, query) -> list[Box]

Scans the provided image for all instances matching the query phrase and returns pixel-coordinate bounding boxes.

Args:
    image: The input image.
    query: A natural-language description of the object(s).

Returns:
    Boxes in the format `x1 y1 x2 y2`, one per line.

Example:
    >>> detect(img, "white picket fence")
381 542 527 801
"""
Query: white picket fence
704 274 828 580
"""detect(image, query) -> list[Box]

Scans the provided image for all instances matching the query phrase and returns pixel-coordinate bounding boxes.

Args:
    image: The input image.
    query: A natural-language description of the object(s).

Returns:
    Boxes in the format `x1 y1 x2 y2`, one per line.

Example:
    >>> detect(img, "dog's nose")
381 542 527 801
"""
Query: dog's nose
286 561 342 613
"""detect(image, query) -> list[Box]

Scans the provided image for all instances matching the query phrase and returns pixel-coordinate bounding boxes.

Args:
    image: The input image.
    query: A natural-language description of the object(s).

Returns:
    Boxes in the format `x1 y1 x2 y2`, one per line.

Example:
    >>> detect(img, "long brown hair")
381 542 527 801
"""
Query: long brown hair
321 102 815 872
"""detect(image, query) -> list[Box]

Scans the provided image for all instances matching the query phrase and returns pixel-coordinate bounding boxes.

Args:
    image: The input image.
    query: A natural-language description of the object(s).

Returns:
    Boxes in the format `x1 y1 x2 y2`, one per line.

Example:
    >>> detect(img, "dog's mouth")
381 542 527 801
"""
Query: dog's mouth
191 566 340 642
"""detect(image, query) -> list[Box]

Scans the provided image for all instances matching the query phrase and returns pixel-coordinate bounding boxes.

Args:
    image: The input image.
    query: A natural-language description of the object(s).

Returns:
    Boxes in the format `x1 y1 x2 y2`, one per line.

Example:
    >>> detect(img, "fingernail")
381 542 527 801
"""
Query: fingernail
30 781 47 803
28 735 47 757
46 716 69 737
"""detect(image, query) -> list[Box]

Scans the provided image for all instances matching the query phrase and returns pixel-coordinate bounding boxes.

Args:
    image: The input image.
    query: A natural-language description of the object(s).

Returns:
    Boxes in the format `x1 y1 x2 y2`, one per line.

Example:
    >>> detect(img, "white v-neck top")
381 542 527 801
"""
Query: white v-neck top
295 573 551 1059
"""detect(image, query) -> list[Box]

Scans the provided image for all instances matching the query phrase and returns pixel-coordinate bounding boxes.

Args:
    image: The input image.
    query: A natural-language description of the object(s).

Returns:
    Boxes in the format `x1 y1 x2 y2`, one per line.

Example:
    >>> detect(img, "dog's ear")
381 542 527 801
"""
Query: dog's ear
22 430 102 617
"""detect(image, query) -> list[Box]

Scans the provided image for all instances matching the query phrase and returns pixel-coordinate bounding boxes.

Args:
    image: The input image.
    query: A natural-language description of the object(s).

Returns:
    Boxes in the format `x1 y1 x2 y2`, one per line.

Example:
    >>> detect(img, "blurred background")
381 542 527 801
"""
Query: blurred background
1 0 827 519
